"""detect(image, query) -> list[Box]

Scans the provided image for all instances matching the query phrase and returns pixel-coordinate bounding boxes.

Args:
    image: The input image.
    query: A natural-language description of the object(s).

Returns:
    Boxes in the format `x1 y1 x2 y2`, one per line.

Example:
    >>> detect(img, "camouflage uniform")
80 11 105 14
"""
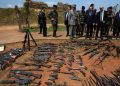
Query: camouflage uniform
106 11 114 35
48 6 58 37
79 10 86 36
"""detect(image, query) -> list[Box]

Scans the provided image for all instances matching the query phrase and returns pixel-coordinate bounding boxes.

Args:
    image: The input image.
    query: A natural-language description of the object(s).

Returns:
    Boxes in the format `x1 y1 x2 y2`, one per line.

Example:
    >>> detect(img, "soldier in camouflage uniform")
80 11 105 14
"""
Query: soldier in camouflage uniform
79 6 86 37
106 6 115 36
48 5 58 37
76 10 81 37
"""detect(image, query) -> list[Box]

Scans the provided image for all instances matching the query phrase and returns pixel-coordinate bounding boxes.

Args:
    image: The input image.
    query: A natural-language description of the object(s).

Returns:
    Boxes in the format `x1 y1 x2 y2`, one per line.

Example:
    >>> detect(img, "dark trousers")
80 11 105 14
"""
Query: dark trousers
53 24 58 37
96 23 106 38
65 24 69 36
105 24 111 36
113 25 116 37
115 25 120 38
86 24 93 38
39 23 43 33
76 24 81 36
80 24 85 36
43 25 47 37
39 23 47 36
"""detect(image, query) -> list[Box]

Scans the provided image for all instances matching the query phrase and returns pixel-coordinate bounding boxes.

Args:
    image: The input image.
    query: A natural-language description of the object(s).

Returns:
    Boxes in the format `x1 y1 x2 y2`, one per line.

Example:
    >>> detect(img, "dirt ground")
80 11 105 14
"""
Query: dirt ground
0 39 120 86
0 24 69 44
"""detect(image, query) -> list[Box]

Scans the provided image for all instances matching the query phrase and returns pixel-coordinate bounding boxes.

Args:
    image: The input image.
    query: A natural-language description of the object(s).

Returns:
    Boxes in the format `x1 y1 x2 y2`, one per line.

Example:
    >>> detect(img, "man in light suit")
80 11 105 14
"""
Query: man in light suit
68 5 77 39
64 5 71 36
96 6 107 39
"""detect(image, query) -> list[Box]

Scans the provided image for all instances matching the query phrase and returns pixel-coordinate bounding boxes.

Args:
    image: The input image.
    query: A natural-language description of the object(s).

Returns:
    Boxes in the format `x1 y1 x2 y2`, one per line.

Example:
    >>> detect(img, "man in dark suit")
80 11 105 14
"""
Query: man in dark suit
85 6 96 39
95 6 107 39
38 7 47 37
114 10 120 38
64 5 71 36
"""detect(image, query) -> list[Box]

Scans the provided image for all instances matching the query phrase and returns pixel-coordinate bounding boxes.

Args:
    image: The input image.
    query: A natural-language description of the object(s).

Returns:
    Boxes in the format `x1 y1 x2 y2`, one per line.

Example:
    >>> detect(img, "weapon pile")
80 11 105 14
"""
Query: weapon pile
0 48 24 70
72 69 120 86
0 40 120 86
67 39 119 66
31 43 57 62
0 70 41 86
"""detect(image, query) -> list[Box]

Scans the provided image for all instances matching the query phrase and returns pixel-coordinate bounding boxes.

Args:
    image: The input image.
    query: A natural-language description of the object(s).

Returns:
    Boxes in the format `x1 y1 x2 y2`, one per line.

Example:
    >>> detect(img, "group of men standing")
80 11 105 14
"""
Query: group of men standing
38 5 58 37
38 4 120 39
64 4 120 39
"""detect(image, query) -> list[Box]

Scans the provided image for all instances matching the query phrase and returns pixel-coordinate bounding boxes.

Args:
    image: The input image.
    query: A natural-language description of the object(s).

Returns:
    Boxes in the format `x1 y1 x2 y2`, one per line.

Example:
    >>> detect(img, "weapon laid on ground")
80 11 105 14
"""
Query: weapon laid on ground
48 68 60 73
60 72 75 75
89 70 120 86
48 77 56 83
67 67 86 77
83 47 91 51
69 76 81 81
97 51 110 65
89 51 100 59
45 81 53 86
54 61 65 68
93 51 110 65
11 69 43 71
89 76 96 86
90 71 103 86
9 70 42 79
76 55 83 66
0 75 32 85
15 62 51 68
76 55 88 70
0 48 24 70
49 73 58 79
83 47 98 56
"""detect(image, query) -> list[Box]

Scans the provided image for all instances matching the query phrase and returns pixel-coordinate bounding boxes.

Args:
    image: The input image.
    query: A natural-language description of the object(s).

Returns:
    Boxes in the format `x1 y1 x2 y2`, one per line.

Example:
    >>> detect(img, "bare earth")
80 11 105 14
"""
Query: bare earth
0 24 69 44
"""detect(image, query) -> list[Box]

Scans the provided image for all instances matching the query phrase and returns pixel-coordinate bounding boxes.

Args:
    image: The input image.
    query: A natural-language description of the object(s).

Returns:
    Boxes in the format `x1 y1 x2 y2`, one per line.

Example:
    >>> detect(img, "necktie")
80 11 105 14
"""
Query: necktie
100 12 102 21
66 12 68 20
100 12 104 22
119 13 120 19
